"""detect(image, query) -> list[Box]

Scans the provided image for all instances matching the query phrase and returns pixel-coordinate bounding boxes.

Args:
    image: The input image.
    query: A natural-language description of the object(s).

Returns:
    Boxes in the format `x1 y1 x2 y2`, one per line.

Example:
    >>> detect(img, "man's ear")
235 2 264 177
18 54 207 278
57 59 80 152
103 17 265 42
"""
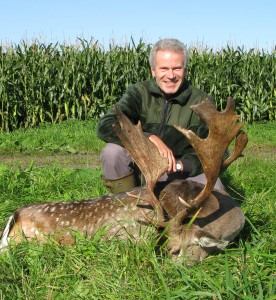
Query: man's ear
151 67 155 77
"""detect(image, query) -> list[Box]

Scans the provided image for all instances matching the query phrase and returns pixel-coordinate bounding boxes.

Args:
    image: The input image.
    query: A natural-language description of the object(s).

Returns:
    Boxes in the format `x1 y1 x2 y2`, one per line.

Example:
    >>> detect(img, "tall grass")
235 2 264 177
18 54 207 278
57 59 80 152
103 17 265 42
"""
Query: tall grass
189 46 276 122
0 39 275 131
0 38 151 131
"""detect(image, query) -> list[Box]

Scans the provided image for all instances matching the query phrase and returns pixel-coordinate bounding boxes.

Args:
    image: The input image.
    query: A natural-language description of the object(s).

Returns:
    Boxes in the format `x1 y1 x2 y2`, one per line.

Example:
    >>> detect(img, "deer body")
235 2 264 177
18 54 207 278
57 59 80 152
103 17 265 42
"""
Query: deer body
0 190 151 248
0 181 244 262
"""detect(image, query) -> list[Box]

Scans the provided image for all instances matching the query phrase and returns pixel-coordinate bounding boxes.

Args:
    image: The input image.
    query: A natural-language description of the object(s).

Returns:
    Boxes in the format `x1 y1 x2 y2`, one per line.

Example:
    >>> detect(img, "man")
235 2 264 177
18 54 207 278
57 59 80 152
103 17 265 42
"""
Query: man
97 38 224 193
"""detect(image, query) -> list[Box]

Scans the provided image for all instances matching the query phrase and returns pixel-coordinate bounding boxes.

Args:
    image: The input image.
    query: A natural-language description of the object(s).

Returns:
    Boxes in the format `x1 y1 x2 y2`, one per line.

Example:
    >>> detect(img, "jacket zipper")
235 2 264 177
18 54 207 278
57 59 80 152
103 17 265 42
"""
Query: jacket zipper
158 99 170 138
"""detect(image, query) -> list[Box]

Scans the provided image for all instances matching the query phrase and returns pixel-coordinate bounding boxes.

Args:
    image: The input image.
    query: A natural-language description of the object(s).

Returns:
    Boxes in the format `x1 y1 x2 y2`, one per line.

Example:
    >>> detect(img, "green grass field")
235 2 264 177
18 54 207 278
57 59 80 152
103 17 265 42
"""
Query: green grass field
0 119 275 299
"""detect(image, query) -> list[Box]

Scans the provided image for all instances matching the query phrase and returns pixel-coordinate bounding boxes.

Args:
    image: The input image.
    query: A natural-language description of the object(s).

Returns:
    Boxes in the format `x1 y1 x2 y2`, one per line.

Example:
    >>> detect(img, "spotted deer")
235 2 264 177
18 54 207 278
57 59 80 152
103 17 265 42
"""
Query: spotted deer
0 97 248 262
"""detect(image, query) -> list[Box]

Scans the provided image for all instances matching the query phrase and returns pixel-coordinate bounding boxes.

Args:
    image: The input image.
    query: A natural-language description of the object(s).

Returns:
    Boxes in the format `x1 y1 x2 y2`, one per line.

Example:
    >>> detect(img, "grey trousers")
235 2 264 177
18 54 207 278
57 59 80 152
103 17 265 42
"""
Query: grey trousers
100 143 225 191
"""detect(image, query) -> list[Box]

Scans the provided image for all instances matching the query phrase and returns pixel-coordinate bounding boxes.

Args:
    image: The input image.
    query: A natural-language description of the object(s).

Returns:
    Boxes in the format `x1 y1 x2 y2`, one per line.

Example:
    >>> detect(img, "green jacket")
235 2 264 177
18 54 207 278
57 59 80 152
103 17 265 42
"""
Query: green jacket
97 78 212 176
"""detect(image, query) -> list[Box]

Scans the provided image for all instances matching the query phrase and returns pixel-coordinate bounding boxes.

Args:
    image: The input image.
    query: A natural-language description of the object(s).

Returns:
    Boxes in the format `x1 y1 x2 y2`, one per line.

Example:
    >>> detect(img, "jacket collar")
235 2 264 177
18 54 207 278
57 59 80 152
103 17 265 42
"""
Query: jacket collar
148 77 192 105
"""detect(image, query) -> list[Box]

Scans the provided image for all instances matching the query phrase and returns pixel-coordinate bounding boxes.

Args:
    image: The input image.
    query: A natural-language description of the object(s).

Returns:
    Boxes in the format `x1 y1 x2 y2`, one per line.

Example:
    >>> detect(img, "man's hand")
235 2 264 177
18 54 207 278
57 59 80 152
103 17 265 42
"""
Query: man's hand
149 134 176 173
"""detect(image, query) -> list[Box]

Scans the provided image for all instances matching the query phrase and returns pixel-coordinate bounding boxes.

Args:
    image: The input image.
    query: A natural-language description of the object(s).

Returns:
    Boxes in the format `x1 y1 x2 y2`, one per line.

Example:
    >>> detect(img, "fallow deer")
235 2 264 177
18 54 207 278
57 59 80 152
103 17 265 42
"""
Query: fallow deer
0 97 248 262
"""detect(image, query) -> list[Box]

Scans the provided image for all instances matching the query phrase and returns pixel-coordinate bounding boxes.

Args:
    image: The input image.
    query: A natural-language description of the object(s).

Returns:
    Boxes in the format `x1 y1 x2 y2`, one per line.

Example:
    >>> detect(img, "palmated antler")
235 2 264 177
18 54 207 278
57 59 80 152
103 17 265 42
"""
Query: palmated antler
174 97 248 209
113 106 168 221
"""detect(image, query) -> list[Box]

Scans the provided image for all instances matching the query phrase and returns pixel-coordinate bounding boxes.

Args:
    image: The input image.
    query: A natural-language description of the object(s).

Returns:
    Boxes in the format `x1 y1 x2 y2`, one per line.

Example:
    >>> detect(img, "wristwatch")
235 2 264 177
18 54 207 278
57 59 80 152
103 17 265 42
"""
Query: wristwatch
176 161 182 172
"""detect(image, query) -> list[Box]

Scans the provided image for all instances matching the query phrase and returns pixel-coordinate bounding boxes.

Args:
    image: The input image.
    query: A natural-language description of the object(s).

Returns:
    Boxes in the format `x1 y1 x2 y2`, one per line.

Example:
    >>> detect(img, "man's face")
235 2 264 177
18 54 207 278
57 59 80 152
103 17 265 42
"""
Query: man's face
151 49 186 97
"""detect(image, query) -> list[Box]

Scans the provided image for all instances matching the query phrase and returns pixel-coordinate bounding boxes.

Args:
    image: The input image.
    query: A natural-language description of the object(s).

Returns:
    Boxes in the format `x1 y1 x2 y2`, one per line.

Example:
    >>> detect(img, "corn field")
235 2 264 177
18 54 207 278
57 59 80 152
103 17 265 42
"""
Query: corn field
0 38 275 131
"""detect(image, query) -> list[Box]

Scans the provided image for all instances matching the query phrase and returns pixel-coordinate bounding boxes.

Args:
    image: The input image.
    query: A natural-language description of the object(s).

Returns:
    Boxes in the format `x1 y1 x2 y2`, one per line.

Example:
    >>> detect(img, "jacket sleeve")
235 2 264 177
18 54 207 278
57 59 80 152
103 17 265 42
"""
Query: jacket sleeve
97 84 142 145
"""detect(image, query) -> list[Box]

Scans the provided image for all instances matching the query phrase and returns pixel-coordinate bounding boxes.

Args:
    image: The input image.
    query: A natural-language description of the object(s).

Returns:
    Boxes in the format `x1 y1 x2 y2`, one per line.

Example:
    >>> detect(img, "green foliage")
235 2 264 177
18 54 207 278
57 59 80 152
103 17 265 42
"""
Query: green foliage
0 39 275 131
0 38 151 131
188 46 276 123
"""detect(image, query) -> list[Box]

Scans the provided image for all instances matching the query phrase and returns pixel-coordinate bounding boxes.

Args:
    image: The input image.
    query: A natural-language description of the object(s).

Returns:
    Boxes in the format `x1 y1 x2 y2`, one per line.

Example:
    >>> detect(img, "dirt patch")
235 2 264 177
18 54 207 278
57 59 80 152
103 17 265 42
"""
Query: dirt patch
0 145 274 170
0 153 101 169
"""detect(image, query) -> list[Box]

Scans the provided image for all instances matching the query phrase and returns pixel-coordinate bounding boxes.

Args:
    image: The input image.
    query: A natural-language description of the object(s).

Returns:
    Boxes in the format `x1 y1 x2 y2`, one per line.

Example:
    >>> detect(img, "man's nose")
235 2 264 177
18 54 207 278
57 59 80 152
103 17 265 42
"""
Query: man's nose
167 69 175 78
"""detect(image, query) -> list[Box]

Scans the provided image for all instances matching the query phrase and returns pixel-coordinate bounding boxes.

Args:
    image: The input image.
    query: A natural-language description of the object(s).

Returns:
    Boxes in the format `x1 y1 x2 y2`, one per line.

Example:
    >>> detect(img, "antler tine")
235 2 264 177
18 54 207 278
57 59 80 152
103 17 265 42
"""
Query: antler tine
222 130 248 169
113 106 168 221
174 97 247 210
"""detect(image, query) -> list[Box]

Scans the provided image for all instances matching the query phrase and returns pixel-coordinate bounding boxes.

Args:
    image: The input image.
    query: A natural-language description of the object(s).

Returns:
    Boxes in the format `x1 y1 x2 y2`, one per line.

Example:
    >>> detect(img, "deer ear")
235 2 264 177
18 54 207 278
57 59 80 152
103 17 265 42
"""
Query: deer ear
193 230 229 249
198 237 229 249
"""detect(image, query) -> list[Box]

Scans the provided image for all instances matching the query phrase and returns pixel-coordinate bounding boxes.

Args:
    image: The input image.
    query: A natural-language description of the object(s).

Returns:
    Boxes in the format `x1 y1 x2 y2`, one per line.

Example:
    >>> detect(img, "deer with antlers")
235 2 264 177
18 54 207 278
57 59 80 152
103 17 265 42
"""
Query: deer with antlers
0 97 247 262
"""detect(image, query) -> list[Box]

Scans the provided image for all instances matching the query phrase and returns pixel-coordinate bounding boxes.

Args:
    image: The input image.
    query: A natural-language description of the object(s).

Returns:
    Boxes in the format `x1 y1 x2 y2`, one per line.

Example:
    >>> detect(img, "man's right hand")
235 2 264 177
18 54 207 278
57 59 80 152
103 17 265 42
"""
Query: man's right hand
148 134 176 173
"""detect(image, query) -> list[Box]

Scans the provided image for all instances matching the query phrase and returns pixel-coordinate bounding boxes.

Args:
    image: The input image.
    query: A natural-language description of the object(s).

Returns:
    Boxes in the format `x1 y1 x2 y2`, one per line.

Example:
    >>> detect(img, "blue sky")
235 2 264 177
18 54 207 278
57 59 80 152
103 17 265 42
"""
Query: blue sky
1 0 275 51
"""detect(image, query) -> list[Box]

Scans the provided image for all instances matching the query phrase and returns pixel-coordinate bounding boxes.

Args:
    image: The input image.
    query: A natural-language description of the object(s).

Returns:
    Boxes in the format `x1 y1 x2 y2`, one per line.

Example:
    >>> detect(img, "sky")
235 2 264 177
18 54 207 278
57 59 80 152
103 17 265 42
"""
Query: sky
0 0 275 51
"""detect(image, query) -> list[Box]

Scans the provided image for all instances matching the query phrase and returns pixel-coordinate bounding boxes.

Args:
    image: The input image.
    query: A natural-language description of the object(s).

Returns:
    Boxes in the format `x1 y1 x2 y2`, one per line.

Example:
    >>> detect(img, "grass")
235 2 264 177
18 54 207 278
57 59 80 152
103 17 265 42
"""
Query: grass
0 120 275 299
0 119 104 156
